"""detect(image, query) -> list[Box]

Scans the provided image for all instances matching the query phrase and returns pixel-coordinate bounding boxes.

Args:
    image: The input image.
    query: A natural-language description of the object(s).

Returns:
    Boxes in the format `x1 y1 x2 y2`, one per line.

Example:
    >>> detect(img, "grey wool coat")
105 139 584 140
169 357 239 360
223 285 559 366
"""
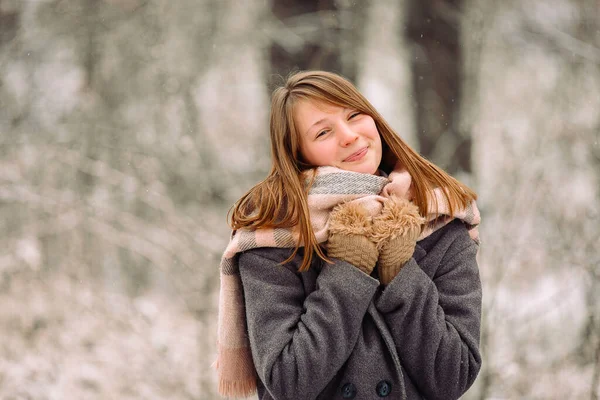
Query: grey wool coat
238 219 482 400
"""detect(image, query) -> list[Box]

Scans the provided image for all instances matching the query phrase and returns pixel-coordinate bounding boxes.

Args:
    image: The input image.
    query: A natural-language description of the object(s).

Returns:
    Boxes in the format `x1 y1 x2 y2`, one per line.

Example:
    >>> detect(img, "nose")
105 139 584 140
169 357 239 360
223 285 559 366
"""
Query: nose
338 123 359 147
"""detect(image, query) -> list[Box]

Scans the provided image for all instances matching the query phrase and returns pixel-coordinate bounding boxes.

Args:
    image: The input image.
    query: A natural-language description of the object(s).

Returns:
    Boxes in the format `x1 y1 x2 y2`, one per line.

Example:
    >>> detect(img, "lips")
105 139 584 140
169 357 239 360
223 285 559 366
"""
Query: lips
343 147 368 162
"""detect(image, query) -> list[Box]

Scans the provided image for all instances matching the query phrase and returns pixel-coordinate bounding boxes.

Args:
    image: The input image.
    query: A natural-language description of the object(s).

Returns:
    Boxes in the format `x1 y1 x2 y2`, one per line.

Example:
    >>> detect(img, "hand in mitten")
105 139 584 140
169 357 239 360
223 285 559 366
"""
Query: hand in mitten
371 196 424 285
327 202 378 275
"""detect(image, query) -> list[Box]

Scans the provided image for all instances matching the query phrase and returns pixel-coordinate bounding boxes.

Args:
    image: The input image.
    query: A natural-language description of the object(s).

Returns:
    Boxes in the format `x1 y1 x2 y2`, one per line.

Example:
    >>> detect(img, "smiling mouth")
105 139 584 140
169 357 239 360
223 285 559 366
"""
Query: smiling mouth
343 147 368 162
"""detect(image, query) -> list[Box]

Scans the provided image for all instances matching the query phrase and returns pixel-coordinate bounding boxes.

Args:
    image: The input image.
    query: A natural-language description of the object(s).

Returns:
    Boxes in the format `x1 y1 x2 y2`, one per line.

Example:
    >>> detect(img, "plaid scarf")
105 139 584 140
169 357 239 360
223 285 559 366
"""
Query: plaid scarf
215 166 480 398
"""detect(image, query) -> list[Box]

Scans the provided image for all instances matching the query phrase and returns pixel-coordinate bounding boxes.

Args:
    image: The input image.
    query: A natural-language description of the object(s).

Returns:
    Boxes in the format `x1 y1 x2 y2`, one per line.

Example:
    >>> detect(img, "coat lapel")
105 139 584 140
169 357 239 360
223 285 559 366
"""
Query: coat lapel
413 244 427 263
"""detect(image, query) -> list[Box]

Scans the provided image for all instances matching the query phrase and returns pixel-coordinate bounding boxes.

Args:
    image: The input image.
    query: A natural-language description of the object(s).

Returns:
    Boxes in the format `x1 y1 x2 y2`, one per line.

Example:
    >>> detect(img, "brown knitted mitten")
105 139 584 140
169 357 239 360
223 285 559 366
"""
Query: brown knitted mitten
371 196 424 285
327 202 378 275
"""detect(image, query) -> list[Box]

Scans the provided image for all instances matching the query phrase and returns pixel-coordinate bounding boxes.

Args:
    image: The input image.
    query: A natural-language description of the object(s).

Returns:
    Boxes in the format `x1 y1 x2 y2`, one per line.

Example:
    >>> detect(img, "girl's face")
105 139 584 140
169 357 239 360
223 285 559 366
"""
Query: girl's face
294 100 382 175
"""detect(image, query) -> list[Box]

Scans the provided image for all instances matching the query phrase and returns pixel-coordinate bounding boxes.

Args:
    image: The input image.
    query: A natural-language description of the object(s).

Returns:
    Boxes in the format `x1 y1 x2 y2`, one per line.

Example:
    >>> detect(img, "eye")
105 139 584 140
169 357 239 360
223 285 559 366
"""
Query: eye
316 130 328 138
349 111 361 119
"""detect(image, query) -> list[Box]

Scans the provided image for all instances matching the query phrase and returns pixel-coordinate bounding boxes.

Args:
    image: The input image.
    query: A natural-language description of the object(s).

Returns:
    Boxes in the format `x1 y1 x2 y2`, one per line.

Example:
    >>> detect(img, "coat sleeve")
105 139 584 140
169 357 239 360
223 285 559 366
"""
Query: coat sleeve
374 229 482 400
239 248 379 400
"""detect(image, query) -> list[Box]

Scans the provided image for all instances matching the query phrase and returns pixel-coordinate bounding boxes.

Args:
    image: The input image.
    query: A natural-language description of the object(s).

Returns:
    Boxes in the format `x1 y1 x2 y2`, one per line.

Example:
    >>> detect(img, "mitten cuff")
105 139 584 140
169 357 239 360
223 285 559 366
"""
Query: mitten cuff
377 238 415 284
378 261 402 285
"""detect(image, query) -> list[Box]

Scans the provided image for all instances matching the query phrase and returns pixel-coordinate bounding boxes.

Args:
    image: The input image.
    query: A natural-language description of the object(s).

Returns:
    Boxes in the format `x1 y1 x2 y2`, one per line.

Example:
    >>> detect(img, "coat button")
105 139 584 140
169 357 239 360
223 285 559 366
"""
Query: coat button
376 380 392 397
341 382 357 399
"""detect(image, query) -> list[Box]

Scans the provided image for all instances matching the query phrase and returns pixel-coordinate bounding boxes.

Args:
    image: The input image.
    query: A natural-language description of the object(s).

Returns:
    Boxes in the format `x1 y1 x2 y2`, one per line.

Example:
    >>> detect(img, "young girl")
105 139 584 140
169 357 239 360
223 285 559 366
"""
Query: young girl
216 71 482 400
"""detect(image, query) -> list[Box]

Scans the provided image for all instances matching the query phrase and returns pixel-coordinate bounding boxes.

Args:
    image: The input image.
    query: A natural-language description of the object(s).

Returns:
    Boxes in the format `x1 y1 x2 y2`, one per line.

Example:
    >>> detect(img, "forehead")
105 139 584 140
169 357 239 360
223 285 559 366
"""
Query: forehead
293 99 346 126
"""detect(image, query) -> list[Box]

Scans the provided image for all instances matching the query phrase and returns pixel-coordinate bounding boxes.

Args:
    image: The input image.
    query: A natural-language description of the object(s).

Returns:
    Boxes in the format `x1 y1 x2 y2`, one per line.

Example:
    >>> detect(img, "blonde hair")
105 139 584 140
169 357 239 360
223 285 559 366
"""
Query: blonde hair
229 70 477 271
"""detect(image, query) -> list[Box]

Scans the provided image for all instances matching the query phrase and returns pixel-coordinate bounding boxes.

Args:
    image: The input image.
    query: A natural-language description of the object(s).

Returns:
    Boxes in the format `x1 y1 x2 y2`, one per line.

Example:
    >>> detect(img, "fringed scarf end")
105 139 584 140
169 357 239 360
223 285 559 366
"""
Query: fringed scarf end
218 379 257 398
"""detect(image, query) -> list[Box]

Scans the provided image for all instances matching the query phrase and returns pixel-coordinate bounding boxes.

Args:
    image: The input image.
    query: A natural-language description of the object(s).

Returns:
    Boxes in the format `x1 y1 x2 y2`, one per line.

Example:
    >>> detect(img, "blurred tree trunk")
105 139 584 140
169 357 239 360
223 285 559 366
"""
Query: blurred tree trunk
577 3 600 400
268 0 365 84
404 0 471 175
0 2 19 46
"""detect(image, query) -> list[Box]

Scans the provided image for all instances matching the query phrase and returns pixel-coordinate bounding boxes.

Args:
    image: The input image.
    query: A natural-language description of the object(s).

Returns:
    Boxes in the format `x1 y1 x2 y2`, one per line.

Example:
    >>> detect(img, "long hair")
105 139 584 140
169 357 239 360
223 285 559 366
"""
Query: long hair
229 70 477 271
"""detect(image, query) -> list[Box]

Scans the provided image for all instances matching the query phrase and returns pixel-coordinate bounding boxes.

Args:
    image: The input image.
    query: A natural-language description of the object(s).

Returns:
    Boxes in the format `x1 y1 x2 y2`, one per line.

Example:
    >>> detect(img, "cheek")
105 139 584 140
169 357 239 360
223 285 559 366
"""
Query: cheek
315 142 337 162
372 132 383 160
298 134 315 159
300 141 333 165
368 124 382 146
364 119 379 139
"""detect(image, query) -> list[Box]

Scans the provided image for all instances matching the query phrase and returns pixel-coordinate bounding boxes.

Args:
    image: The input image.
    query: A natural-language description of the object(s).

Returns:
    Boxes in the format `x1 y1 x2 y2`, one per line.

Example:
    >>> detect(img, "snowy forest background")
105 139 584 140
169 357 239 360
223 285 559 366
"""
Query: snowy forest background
1 0 599 399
